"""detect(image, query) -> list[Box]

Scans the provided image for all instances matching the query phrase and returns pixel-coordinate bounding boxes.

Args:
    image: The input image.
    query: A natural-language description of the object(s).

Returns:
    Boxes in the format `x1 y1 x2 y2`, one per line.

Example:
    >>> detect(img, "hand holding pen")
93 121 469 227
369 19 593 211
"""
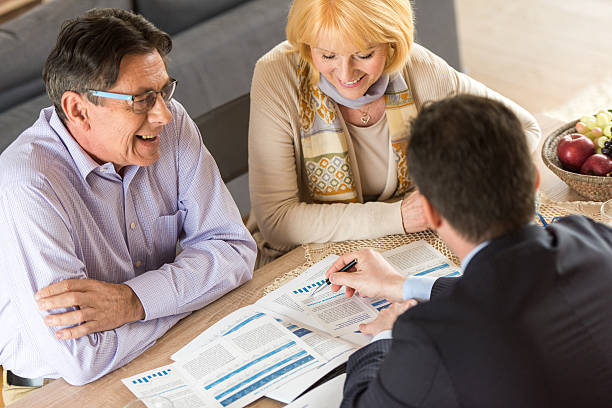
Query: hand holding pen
309 259 357 297
324 249 406 301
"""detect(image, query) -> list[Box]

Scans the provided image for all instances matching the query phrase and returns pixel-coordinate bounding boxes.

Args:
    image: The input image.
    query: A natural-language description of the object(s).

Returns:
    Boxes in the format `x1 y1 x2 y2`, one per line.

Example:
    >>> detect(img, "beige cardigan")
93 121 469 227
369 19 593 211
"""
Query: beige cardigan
248 41 541 259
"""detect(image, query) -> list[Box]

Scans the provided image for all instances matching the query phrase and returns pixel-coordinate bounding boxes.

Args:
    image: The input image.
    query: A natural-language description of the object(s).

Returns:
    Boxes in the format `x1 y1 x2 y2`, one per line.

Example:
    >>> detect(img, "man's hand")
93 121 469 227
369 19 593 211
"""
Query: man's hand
359 300 418 336
35 279 145 340
401 190 429 233
326 249 406 302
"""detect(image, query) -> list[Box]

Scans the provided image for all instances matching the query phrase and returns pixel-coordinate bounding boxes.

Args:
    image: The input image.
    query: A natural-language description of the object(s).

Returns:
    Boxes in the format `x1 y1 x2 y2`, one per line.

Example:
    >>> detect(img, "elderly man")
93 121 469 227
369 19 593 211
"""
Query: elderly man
327 95 612 407
0 8 256 403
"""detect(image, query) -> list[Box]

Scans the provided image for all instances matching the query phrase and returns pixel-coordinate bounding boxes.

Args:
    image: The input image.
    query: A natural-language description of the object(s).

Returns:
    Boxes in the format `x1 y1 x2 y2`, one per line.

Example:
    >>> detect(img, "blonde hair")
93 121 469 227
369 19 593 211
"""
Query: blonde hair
286 0 414 84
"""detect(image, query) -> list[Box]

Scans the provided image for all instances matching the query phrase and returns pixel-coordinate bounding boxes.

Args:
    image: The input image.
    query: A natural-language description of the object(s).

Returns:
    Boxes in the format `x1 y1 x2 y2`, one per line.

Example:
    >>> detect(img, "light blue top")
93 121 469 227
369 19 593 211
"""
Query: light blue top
0 101 256 384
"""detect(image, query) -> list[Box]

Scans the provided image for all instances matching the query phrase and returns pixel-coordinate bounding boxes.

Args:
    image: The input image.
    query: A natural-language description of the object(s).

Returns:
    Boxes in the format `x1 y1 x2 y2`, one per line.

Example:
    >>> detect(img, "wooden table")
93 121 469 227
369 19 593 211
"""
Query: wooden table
12 248 307 408
10 114 584 408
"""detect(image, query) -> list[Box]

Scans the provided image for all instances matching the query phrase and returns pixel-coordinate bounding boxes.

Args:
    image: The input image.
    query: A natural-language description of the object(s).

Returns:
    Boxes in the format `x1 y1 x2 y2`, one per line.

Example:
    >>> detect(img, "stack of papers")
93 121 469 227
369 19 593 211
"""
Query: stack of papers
122 240 460 407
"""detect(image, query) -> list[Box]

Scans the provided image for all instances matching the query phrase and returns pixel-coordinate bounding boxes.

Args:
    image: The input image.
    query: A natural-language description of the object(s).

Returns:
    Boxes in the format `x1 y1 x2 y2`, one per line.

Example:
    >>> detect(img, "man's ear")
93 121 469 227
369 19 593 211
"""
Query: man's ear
61 91 90 130
534 166 541 191
421 195 442 229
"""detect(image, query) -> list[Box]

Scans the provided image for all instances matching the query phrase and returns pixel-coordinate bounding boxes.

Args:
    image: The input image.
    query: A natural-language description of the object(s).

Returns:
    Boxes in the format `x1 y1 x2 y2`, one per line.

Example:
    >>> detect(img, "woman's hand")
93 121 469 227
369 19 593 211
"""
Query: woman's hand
401 190 429 233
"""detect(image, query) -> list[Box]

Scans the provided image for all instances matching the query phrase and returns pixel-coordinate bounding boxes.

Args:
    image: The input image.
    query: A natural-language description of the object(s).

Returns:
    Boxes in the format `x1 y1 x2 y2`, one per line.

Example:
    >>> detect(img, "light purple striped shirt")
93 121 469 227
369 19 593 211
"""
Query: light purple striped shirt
0 101 256 385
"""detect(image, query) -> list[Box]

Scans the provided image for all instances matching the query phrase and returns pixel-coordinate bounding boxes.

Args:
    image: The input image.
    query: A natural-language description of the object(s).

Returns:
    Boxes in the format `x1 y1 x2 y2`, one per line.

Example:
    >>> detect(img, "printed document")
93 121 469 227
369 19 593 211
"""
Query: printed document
256 255 378 338
284 373 346 408
121 364 220 408
172 304 356 404
123 240 460 407
383 240 461 277
173 309 323 408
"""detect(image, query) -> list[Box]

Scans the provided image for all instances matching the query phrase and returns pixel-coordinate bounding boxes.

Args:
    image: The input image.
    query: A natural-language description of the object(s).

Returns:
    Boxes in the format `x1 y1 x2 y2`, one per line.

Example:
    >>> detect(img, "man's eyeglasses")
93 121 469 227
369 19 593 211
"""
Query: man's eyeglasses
88 79 177 114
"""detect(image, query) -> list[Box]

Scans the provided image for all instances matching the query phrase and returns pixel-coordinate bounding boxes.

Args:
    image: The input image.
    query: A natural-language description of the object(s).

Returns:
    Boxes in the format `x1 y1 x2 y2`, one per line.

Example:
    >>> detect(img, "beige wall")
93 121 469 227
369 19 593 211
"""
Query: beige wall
455 0 612 116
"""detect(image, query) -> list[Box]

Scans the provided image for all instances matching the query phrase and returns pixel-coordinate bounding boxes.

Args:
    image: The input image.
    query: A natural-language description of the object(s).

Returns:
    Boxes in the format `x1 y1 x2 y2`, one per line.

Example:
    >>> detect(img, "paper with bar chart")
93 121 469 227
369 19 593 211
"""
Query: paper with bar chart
287 273 379 337
173 310 323 408
121 364 220 407
262 310 355 403
254 255 375 338
169 303 356 405
359 240 462 312
382 240 461 278
122 240 460 407
279 240 461 337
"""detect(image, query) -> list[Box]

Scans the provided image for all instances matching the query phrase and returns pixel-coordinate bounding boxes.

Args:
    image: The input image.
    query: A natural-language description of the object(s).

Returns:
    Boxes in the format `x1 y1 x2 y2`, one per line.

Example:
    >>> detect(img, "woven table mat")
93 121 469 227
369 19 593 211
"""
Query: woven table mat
263 193 605 294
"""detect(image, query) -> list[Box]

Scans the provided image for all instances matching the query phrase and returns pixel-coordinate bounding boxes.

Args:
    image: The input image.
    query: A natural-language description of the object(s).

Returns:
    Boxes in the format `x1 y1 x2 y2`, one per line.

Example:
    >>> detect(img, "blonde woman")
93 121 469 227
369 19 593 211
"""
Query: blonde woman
248 0 540 264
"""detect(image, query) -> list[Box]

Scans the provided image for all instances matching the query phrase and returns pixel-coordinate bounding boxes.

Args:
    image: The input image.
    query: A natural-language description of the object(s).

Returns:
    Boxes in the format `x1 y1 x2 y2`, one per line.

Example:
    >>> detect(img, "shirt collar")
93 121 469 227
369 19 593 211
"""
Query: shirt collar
49 108 119 181
460 240 490 271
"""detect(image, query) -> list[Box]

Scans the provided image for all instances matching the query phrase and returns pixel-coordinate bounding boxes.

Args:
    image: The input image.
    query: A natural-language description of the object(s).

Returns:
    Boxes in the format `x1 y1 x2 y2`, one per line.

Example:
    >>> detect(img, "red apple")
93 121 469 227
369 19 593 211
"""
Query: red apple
557 133 595 172
580 154 612 176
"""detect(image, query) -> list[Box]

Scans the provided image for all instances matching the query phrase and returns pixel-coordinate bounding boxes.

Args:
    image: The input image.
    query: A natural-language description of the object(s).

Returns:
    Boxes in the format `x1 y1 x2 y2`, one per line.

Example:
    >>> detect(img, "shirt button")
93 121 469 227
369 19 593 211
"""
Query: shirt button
135 260 142 267
130 222 136 230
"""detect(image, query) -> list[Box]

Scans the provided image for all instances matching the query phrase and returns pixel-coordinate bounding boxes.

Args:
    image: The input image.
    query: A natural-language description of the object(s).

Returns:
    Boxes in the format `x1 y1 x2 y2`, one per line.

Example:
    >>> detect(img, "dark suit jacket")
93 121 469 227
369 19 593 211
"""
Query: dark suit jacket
342 216 612 407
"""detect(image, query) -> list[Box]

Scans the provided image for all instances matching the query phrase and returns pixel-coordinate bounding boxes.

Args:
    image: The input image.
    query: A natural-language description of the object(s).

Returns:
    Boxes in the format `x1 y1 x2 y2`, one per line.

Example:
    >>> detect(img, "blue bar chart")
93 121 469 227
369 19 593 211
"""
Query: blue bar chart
132 368 172 384
292 279 326 294
371 299 391 311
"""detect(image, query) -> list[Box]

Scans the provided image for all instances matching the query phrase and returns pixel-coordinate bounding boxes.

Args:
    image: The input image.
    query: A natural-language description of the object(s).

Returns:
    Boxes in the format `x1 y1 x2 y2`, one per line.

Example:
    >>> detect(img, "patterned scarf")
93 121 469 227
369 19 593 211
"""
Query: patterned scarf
298 60 418 203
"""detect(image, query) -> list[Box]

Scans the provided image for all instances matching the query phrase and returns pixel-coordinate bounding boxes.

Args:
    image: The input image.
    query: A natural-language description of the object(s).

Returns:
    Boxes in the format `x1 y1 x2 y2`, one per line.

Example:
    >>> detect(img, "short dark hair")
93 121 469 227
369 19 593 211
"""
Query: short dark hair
43 8 172 121
407 94 536 242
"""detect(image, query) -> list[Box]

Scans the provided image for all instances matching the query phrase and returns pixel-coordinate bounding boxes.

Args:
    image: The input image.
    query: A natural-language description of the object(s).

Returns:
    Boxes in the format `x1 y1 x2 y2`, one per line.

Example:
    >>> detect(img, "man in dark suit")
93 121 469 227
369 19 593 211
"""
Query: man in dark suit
326 95 612 407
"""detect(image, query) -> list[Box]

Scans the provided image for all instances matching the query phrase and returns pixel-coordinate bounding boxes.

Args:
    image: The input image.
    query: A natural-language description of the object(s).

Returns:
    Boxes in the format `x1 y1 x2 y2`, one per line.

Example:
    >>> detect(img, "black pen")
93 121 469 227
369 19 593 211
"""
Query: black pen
309 259 357 297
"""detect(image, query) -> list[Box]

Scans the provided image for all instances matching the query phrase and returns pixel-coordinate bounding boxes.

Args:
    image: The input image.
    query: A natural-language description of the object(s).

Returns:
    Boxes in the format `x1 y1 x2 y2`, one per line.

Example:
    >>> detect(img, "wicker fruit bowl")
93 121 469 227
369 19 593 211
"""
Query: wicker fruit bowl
541 120 612 201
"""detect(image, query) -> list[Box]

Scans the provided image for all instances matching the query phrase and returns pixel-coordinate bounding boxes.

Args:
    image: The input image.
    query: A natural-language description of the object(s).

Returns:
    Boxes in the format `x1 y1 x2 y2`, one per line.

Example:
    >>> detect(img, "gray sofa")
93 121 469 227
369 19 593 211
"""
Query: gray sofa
0 0 289 142
0 0 461 217
0 0 288 152
0 0 288 216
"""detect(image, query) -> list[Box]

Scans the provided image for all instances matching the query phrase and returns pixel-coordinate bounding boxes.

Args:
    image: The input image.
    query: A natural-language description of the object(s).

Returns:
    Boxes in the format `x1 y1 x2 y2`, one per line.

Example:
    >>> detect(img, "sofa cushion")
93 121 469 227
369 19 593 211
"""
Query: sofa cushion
134 0 251 35
0 0 132 112
168 0 289 118
194 94 251 217
0 93 51 152
0 80 44 114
